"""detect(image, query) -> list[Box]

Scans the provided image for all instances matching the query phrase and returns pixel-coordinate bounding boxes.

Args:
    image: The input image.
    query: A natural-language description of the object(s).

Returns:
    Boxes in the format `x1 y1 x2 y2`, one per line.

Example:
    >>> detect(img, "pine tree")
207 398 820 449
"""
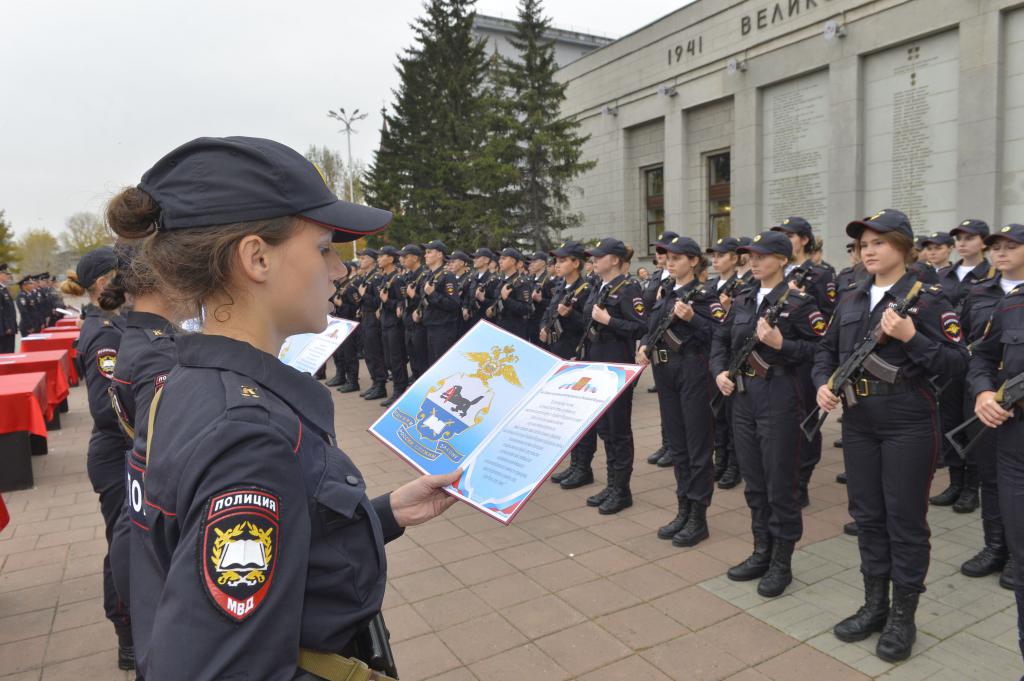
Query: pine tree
365 0 518 249
503 0 595 250
0 210 16 266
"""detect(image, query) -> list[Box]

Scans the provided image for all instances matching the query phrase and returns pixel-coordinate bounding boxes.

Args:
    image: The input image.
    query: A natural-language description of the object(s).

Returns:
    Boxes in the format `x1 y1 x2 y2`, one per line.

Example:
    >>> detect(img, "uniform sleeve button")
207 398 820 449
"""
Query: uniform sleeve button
346 475 360 486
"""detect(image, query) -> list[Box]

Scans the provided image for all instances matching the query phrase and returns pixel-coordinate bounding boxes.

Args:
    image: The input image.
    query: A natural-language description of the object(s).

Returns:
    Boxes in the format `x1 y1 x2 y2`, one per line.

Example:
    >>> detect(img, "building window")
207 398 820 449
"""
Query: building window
644 166 664 253
707 152 731 243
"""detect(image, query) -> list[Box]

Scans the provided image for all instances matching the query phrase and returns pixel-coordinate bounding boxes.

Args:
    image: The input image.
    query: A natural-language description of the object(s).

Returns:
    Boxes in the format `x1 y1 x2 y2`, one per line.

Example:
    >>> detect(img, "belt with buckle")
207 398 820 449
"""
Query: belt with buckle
852 377 920 398
741 364 792 379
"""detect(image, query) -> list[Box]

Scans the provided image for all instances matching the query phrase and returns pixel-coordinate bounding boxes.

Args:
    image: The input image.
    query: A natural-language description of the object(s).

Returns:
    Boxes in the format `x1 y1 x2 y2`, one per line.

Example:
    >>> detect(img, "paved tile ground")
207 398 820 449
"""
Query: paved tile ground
1 369 1020 680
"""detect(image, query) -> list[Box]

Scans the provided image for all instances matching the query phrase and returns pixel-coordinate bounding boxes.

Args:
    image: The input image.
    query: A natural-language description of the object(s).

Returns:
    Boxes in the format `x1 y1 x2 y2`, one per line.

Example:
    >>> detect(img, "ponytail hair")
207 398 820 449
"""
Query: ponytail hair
60 273 86 297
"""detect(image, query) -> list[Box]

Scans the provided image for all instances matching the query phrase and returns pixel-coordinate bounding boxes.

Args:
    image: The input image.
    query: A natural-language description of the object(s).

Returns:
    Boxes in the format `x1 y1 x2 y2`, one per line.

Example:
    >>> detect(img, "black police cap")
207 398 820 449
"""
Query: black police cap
76 247 118 290
736 236 753 248
357 247 379 259
706 236 741 254
378 245 401 258
549 240 587 260
920 232 954 247
737 231 793 258
950 219 990 238
450 250 472 264
985 223 1024 245
846 209 913 241
586 238 627 258
528 251 548 262
400 244 424 257
139 136 392 243
500 247 524 261
471 247 498 261
771 217 813 239
424 240 450 256
656 231 680 245
658 236 702 257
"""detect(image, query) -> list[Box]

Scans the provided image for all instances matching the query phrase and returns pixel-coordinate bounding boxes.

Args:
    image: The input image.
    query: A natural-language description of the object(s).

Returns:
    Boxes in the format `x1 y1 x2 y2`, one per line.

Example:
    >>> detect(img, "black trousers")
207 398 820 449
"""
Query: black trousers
938 378 966 468
595 382 636 474
713 392 734 457
426 324 460 367
87 452 131 633
996 418 1024 661
382 323 409 394
333 333 359 384
732 372 804 542
842 387 938 592
361 317 387 384
0 334 14 353
404 322 428 380
797 367 822 485
652 350 715 505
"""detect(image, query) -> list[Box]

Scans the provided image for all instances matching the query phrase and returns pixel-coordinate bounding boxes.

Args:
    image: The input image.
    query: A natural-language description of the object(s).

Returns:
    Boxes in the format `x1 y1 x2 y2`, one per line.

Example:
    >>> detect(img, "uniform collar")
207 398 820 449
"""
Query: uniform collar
126 310 174 334
854 269 919 297
175 333 335 437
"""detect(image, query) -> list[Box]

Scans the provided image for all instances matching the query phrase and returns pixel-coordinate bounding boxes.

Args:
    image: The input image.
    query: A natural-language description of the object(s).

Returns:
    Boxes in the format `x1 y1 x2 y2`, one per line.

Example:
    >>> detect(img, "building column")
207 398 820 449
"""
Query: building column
664 104 686 238
732 87 760 238
827 55 862 264
956 11 1002 224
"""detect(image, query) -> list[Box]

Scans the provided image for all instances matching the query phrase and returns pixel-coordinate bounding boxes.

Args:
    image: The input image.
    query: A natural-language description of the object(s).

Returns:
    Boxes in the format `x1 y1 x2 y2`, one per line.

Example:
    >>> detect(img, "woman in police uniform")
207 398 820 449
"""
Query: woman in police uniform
814 209 968 663
98 240 180 673
108 137 457 681
968 222 1024 667
637 236 720 547
63 247 133 668
712 232 825 598
578 238 646 514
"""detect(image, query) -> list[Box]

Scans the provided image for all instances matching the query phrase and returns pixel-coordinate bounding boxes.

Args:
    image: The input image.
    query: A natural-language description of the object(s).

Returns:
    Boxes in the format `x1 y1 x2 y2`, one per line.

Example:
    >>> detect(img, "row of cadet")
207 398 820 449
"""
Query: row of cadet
0 269 68 352
328 213 1024 667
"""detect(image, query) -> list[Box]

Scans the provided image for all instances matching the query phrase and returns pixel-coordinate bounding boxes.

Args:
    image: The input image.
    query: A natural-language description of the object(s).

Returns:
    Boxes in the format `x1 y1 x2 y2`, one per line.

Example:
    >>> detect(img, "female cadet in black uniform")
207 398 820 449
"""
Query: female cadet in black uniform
967 223 1024 667
960 225 1024 589
375 246 407 407
814 209 968 663
578 238 646 514
109 137 458 681
541 240 595 489
100 241 179 672
712 232 825 598
64 247 132 666
637 236 720 547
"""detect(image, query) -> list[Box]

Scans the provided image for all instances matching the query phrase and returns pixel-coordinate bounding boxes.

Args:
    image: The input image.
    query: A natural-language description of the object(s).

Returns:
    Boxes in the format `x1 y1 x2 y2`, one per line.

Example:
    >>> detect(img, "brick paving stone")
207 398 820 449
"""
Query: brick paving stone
696 614 799 666
641 631 747 681
534 621 632 676
576 654 675 681
466 642 568 681
557 578 642 618
755 644 870 680
503 594 587 639
437 612 527 666
595 602 688 649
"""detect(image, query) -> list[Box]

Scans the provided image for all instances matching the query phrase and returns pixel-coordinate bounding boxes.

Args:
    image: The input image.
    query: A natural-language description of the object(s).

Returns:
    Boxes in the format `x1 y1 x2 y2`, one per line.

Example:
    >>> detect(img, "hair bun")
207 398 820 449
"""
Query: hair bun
107 187 161 240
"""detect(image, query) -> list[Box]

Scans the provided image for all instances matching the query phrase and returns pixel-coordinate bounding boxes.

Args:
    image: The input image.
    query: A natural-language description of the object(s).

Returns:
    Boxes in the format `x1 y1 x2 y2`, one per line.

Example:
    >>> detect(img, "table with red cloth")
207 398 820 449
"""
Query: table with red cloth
0 350 72 424
18 333 80 385
0 371 49 491
42 325 79 334
55 318 80 328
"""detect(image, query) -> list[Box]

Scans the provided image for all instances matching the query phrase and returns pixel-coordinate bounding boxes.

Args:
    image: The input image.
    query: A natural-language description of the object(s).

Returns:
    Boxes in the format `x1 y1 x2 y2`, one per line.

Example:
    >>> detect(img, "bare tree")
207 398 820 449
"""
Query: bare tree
15 229 59 274
59 212 112 256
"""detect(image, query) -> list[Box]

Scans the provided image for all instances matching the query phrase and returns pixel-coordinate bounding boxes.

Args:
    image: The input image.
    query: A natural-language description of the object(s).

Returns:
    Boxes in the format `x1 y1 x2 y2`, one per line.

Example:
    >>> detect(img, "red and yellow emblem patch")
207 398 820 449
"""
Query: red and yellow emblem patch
808 311 827 337
632 297 646 315
201 489 279 622
941 312 962 343
826 282 837 301
96 348 117 379
710 302 727 321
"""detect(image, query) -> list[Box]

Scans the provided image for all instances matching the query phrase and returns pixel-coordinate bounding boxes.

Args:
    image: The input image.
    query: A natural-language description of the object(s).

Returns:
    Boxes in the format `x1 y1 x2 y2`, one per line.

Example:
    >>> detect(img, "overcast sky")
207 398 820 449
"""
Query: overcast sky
1 0 690 237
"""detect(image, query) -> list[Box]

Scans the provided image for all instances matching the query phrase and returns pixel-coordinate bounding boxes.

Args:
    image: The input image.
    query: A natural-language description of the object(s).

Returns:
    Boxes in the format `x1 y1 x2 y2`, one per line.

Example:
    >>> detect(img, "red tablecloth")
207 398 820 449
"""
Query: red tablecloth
0 372 48 438
18 333 80 384
42 326 80 335
55 318 79 328
0 351 71 421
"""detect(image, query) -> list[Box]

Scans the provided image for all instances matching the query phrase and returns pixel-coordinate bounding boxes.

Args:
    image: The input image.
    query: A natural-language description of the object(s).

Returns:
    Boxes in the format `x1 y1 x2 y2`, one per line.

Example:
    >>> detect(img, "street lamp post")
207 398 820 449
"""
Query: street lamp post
327 107 368 203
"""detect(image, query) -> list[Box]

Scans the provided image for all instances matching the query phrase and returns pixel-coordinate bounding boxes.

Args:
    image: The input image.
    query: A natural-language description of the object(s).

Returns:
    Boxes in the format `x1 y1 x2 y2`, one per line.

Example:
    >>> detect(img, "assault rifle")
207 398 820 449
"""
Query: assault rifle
710 268 811 417
799 281 923 442
945 371 1024 458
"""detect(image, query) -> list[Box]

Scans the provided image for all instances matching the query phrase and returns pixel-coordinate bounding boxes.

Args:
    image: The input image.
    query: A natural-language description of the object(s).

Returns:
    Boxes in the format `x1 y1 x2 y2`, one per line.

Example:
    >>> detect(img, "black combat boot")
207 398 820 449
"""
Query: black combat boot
380 393 400 407
117 629 135 671
953 464 980 513
876 585 919 662
718 459 741 489
646 446 666 465
560 455 595 489
961 519 1009 577
834 574 890 642
727 531 772 581
797 481 810 508
713 447 728 481
586 474 613 507
325 372 346 387
672 503 709 547
836 471 847 484
362 382 387 400
843 521 858 537
657 499 692 540
337 380 360 394
833 438 843 448
550 452 577 484
598 471 632 515
929 465 963 506
757 538 795 597
1001 555 1016 590
656 449 674 467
